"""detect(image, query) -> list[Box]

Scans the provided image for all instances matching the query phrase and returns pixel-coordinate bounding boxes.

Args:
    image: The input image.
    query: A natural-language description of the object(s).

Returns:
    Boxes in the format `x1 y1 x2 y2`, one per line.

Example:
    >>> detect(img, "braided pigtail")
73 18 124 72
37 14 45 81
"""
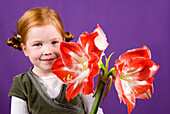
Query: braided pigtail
64 32 74 42
7 32 22 51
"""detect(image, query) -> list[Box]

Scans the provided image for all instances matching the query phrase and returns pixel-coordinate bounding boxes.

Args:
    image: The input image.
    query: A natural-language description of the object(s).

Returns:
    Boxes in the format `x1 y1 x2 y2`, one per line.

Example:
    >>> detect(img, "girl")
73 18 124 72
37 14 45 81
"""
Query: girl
7 7 103 114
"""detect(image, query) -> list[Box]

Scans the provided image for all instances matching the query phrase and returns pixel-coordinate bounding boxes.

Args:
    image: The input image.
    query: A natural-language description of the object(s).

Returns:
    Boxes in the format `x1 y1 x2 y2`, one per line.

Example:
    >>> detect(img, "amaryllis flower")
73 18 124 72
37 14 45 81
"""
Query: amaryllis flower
114 45 159 114
51 25 109 101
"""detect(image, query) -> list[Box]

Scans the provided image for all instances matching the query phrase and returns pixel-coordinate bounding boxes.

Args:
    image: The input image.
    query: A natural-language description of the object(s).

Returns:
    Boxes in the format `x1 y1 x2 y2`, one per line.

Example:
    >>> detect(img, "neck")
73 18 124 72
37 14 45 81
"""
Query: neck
32 67 54 77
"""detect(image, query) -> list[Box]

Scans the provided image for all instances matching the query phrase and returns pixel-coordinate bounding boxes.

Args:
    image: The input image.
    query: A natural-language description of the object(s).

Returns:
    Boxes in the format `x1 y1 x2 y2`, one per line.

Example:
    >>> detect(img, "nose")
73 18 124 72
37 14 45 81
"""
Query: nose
42 45 53 56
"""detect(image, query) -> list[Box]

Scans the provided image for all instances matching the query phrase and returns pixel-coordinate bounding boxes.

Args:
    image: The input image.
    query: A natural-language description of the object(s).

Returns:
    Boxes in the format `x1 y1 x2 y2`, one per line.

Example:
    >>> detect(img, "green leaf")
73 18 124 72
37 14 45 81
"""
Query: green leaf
107 67 115 76
99 59 105 71
104 52 114 77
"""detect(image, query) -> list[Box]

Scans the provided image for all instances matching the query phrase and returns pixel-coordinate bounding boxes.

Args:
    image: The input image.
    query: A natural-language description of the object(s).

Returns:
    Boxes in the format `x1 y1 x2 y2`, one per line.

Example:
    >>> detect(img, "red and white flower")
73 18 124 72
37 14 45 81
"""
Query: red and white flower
51 25 109 101
114 45 159 114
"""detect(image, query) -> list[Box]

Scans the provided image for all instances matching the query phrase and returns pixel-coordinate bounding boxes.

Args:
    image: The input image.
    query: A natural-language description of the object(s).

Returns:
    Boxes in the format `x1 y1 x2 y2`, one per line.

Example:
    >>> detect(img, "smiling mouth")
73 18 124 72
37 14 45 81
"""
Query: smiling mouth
41 58 56 62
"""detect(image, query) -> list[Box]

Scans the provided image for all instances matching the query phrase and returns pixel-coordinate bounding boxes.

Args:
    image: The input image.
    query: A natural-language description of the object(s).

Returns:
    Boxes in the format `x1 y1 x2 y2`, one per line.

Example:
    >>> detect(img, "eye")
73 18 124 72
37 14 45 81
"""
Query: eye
33 43 42 46
52 41 60 44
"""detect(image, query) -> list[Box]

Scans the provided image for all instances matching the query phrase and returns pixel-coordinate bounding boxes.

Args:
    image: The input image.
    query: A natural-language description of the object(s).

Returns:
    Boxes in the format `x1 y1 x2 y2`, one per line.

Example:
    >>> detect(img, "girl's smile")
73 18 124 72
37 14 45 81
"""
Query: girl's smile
40 58 57 63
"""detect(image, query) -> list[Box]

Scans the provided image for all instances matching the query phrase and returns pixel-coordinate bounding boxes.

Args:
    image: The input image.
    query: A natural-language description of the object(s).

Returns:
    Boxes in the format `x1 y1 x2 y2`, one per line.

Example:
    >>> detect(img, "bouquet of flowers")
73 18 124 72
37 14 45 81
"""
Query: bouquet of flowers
51 25 159 114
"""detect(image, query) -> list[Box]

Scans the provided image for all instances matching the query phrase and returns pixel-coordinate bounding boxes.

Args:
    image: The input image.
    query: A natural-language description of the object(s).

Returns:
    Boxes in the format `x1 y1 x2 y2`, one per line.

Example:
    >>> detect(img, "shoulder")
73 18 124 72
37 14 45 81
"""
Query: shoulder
12 72 34 91
8 72 32 100
13 72 30 83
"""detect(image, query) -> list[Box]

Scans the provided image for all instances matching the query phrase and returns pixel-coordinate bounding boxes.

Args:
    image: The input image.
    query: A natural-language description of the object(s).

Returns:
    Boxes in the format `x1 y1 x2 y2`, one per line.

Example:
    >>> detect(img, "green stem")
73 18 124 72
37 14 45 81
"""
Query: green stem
90 81 106 114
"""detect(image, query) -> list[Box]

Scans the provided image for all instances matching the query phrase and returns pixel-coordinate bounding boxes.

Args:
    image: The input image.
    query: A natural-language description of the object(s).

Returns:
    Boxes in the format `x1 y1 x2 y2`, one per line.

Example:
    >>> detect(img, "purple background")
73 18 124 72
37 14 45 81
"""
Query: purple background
0 0 169 114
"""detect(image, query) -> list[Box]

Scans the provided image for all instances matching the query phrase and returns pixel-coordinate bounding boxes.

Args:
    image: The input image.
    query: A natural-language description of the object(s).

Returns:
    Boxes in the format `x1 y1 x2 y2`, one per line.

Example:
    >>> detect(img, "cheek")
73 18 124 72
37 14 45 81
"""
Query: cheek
55 49 61 57
53 45 61 55
28 50 41 60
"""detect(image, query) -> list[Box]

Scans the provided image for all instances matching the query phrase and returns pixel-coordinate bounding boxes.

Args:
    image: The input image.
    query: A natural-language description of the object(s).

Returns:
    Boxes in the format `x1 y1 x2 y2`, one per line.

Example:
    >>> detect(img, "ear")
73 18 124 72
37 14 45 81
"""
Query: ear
21 43 28 57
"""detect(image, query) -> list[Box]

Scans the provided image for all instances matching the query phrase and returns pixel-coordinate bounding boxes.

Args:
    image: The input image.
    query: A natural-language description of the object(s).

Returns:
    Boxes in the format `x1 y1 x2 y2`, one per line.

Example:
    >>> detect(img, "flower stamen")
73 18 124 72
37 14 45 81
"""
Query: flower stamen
63 74 73 82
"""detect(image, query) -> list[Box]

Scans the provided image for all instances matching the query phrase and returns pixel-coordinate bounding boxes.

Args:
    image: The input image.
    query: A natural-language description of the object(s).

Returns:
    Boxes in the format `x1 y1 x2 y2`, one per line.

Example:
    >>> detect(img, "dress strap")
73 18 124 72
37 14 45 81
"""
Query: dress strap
55 84 66 103
27 68 82 114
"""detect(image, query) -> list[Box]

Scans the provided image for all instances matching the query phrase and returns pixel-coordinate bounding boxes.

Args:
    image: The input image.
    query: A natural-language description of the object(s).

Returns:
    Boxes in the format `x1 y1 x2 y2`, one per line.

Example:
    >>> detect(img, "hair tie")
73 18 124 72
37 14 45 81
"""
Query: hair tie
14 33 22 42
16 34 22 39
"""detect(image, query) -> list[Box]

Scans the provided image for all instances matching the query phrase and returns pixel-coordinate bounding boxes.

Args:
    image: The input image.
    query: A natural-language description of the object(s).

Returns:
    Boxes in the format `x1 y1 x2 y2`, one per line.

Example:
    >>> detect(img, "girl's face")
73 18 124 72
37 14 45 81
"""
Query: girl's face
22 24 63 76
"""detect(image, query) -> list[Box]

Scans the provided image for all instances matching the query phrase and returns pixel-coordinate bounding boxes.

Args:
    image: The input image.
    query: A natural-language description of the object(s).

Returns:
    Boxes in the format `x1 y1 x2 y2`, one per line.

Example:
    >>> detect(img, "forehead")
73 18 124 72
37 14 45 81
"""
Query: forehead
26 24 63 41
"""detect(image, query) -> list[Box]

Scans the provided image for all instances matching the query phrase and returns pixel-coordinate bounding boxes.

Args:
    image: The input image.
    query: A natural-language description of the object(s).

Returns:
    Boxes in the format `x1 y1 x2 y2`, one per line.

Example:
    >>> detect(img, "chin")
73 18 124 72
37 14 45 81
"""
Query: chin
40 66 52 72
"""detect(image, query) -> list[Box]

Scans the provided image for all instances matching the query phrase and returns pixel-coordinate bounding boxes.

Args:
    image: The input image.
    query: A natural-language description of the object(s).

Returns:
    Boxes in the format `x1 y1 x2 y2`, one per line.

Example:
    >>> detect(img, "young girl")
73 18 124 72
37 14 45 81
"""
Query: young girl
7 7 103 114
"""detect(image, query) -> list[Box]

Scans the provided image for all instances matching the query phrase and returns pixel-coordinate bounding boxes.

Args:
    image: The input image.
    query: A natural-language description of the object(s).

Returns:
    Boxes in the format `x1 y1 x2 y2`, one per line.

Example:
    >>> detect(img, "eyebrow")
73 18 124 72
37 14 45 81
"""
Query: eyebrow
51 38 62 40
50 38 63 42
31 38 62 42
31 40 42 43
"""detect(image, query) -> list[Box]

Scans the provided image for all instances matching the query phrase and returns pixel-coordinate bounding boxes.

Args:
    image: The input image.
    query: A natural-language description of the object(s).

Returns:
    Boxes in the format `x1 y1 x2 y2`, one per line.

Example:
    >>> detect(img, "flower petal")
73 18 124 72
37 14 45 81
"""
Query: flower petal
78 25 109 58
115 65 124 103
66 82 84 101
60 42 87 70
87 52 99 69
83 79 94 95
130 77 154 97
136 84 154 99
122 58 158 81
93 24 109 51
83 57 100 95
51 58 78 83
115 66 135 114
78 31 103 57
118 45 151 62
122 94 135 114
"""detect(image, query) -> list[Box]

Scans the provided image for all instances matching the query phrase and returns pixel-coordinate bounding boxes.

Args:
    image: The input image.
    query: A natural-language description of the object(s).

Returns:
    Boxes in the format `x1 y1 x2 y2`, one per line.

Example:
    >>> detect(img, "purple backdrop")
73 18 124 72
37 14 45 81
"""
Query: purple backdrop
0 0 169 114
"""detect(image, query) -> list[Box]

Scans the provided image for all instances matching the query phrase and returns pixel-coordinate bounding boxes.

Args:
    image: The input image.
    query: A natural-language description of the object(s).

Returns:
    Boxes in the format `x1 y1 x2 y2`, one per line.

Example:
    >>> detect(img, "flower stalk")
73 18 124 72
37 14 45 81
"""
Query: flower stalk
90 53 115 114
90 80 106 114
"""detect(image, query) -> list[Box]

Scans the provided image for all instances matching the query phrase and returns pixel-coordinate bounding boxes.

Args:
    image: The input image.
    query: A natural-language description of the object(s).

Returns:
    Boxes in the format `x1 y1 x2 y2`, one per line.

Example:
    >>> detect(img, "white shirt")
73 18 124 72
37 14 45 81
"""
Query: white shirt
11 75 103 114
